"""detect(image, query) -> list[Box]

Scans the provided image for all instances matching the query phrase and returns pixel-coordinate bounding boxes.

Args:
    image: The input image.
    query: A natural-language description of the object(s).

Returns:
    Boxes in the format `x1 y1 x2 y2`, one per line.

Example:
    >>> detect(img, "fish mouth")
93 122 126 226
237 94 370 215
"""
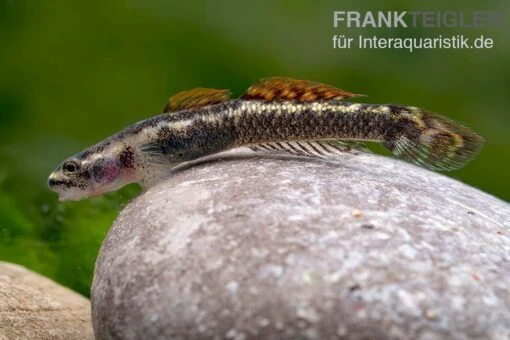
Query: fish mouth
47 175 76 201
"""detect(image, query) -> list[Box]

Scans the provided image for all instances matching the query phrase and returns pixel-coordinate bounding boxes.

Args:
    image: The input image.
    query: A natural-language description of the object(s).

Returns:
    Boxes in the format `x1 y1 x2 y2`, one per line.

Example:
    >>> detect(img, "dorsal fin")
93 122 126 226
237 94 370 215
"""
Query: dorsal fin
163 88 231 113
241 77 365 102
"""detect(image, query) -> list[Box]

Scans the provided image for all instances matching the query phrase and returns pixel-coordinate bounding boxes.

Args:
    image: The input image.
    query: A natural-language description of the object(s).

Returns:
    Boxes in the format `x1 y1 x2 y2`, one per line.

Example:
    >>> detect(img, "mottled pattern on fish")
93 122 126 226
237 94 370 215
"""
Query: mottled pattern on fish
142 101 392 158
47 77 484 201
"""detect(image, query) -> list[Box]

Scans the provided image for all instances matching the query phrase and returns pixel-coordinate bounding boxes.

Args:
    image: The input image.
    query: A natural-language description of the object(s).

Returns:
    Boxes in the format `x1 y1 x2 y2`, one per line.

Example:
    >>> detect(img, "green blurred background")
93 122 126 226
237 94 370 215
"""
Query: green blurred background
1 0 508 297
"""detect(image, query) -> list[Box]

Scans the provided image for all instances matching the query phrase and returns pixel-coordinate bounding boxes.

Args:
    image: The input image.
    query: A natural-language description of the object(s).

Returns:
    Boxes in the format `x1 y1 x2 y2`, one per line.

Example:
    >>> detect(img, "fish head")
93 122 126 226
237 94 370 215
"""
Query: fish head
48 144 135 201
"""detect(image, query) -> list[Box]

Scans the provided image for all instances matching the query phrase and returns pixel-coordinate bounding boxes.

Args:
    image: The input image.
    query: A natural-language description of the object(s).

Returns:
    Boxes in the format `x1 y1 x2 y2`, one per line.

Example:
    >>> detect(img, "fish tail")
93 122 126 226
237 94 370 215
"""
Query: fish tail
383 108 484 171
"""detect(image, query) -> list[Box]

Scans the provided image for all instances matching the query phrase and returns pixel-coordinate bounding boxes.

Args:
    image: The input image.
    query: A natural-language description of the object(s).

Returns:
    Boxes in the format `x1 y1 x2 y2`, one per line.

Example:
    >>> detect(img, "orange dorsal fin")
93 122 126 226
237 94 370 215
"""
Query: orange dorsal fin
241 77 364 102
163 88 232 112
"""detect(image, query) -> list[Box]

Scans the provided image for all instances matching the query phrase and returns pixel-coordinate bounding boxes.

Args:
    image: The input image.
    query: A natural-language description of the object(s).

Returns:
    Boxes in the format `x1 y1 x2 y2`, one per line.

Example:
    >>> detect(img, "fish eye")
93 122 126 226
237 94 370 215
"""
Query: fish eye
63 160 79 174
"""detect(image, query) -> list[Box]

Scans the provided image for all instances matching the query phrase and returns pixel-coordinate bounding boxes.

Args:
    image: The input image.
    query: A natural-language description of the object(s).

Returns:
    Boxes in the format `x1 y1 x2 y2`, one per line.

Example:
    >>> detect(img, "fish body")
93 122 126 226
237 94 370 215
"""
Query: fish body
48 77 484 201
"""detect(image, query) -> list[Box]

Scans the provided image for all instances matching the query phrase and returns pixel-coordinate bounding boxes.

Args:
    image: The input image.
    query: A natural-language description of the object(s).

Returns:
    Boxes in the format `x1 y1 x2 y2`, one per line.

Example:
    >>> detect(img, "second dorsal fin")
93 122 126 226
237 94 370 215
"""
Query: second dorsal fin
163 88 232 113
241 77 365 102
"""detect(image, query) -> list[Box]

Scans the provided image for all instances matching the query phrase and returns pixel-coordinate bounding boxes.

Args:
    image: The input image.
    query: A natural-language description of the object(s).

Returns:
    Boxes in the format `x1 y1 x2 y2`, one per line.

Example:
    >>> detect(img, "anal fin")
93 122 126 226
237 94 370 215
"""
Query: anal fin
250 140 371 160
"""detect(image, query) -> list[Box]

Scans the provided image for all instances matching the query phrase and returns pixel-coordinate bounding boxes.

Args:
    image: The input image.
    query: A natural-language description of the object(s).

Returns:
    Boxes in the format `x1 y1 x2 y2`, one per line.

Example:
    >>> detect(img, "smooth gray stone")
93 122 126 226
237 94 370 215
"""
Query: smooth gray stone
0 261 94 340
92 150 510 340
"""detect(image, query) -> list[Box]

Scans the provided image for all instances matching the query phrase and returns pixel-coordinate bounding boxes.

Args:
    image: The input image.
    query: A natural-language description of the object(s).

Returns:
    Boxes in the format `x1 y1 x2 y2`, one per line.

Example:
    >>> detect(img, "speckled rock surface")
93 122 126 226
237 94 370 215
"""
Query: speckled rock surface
92 150 510 340
0 261 94 340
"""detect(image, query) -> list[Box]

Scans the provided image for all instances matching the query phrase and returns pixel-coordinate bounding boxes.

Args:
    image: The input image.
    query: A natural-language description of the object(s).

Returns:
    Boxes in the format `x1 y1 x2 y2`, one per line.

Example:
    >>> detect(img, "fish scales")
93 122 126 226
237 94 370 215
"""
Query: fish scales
136 100 401 162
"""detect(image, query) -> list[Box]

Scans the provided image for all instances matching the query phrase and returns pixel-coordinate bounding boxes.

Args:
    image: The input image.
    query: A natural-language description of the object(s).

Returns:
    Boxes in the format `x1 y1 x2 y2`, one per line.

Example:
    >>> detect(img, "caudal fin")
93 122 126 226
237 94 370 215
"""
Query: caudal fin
383 109 484 171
